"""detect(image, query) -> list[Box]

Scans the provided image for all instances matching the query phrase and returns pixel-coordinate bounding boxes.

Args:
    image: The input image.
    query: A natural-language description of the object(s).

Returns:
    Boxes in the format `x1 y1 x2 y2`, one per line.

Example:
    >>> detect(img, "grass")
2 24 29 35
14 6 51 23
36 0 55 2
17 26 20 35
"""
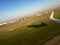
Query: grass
0 8 60 45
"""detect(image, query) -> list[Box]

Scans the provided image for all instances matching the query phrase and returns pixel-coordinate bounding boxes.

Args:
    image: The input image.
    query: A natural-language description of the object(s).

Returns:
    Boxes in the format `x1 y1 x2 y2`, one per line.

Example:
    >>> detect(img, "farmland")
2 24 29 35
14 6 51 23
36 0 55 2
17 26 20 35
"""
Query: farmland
0 8 60 45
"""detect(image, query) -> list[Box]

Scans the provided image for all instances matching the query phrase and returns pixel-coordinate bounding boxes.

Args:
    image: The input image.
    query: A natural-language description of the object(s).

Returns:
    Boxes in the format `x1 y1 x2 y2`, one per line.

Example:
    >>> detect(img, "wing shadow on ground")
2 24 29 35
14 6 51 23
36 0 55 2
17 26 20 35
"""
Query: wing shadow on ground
27 22 47 28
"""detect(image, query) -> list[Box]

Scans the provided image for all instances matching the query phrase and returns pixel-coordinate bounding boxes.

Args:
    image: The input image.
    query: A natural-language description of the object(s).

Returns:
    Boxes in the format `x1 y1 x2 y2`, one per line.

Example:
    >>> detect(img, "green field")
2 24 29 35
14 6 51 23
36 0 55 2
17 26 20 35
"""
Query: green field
0 8 60 45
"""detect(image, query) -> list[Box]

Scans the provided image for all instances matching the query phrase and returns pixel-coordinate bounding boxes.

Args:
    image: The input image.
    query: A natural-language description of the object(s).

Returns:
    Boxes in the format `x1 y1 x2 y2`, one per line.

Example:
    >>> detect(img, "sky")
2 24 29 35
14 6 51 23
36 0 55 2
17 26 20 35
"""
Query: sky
0 0 60 23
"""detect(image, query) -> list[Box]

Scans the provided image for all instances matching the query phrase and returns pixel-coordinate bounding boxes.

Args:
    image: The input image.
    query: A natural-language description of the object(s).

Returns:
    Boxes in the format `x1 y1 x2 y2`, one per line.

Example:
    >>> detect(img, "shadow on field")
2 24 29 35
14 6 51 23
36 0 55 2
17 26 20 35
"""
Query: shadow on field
27 22 47 28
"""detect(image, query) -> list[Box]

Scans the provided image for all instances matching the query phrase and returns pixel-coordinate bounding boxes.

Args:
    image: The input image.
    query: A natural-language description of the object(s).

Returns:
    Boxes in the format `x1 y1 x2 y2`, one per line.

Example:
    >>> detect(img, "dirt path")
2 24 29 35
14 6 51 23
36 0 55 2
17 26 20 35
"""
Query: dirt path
43 35 60 45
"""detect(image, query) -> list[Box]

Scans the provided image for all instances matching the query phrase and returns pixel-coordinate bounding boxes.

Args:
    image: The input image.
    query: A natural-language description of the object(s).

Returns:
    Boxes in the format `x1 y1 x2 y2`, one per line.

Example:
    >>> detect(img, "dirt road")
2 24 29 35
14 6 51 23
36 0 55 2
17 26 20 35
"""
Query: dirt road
43 35 60 45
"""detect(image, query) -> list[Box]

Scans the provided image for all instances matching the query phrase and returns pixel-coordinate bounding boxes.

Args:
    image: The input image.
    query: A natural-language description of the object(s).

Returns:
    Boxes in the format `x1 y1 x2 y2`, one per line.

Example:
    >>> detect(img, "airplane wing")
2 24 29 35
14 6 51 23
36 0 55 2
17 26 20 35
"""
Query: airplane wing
50 11 60 23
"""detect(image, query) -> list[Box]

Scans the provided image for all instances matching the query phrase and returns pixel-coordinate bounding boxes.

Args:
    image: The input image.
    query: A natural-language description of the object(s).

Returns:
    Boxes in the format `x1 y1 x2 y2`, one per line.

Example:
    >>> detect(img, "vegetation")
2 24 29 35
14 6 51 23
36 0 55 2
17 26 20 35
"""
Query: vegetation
0 8 60 45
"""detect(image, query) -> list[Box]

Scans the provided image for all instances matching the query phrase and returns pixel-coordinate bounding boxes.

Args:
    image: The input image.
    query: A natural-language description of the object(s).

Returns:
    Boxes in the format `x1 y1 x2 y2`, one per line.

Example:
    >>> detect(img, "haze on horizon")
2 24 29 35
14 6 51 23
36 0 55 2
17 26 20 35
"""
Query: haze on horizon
0 0 60 23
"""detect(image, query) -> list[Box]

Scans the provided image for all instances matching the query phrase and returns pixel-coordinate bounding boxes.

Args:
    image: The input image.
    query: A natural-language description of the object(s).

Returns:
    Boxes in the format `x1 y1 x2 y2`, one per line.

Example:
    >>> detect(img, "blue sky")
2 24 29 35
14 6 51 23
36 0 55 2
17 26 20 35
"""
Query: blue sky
0 0 60 23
